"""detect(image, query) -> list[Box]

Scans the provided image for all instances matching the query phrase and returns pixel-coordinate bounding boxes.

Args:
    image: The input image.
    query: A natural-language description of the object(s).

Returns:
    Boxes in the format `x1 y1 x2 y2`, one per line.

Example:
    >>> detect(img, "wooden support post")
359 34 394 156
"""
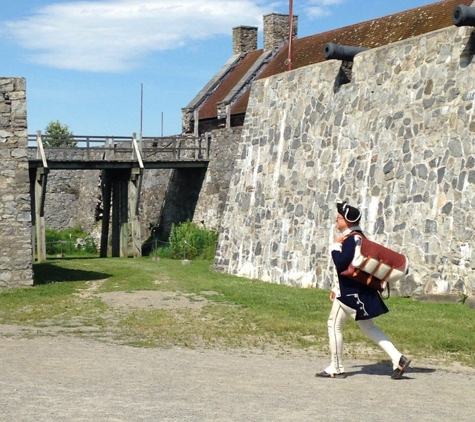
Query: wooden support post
29 170 36 264
119 180 129 258
31 223 36 264
206 132 211 159
111 180 120 257
174 138 181 160
129 169 143 258
100 171 112 258
225 104 231 129
35 168 48 263
195 137 204 160
194 109 199 137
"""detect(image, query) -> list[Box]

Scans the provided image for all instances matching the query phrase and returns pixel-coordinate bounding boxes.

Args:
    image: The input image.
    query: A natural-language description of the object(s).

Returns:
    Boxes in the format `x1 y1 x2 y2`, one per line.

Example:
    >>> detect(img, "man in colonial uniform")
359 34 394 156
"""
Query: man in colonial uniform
316 202 411 379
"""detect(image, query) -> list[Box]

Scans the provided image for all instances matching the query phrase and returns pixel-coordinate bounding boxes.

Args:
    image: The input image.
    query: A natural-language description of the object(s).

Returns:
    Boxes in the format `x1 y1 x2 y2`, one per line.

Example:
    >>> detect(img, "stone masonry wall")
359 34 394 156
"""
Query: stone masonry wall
192 127 243 229
43 167 173 250
0 78 33 287
214 25 475 296
45 170 84 230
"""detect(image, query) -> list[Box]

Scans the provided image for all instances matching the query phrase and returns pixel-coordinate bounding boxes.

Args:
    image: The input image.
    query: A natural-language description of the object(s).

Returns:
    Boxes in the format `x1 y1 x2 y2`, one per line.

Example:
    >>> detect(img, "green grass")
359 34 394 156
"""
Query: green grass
1 256 474 368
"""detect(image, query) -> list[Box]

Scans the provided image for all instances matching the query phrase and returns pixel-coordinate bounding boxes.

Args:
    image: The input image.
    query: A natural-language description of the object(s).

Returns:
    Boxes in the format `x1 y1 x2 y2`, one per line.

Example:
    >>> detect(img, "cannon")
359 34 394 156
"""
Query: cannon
453 4 475 27
324 42 369 61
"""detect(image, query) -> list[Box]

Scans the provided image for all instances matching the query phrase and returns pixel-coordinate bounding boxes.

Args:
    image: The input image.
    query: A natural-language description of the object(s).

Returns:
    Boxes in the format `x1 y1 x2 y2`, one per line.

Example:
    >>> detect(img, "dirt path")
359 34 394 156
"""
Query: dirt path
1 327 474 421
1 289 474 421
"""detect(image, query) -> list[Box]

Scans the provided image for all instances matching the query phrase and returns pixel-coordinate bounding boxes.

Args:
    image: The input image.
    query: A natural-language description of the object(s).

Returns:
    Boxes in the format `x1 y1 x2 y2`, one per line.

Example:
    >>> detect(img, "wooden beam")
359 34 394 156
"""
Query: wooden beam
28 160 209 170
34 168 48 263
119 180 129 258
29 169 36 264
129 169 143 258
100 171 112 258
111 180 120 257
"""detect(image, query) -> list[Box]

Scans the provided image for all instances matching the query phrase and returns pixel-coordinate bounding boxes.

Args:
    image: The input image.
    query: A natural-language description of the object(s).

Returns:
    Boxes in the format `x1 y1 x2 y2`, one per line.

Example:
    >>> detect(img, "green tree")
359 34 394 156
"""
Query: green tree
44 120 76 147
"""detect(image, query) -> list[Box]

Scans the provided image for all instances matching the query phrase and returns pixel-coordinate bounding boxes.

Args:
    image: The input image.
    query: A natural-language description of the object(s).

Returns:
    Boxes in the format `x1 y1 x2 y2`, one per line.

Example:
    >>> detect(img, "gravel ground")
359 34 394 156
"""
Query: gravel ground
1 289 474 421
1 328 475 422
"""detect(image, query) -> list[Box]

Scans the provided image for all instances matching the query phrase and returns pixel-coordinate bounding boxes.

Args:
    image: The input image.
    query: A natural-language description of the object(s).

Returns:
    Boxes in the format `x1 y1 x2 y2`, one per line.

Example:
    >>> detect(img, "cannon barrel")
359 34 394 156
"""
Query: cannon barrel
453 4 475 27
324 42 369 61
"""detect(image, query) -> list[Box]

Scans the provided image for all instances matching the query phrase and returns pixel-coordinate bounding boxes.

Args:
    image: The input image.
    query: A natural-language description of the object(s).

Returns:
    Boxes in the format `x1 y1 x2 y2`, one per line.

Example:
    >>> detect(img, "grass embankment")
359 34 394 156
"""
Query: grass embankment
0 257 474 368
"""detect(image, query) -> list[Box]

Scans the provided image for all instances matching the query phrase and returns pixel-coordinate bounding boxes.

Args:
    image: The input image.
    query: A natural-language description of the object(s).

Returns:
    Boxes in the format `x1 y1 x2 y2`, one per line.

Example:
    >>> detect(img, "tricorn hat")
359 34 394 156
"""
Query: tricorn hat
337 201 361 223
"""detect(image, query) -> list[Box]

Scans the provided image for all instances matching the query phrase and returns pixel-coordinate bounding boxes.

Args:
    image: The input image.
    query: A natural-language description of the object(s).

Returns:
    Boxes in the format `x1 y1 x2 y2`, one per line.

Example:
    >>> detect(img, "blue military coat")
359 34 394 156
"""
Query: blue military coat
331 230 389 320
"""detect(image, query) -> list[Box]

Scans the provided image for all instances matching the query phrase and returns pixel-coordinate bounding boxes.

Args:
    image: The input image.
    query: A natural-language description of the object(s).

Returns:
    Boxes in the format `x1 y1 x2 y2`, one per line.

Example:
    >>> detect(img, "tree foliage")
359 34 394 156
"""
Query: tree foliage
44 120 76 147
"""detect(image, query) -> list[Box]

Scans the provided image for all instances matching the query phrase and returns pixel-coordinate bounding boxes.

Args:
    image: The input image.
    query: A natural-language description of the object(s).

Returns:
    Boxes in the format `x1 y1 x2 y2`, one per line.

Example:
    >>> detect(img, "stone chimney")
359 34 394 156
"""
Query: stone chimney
233 26 258 54
263 13 298 52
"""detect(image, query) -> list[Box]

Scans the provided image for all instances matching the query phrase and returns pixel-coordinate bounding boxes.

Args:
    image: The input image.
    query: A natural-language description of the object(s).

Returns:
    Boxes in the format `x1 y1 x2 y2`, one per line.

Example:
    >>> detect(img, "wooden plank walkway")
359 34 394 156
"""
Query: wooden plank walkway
27 132 210 169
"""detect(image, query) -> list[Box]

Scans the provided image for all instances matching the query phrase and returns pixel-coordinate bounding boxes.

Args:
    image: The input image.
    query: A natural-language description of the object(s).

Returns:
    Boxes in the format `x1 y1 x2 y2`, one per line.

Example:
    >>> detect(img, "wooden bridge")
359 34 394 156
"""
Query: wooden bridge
28 132 210 262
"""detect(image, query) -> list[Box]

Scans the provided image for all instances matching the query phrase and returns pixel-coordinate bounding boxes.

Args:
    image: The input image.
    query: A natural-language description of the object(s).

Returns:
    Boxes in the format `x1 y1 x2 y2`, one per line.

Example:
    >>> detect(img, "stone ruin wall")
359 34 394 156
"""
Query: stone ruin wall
43 168 173 249
214 25 475 297
0 78 33 288
44 170 87 230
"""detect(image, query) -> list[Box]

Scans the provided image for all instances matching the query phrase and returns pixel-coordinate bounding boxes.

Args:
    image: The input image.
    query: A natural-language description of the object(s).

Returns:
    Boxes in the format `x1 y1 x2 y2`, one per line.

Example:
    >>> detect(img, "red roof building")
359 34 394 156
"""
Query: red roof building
182 0 474 135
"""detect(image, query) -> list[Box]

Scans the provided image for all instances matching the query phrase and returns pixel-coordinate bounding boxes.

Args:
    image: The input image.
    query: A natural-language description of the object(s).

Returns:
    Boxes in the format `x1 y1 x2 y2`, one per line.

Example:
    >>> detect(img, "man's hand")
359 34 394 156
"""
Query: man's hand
329 291 335 301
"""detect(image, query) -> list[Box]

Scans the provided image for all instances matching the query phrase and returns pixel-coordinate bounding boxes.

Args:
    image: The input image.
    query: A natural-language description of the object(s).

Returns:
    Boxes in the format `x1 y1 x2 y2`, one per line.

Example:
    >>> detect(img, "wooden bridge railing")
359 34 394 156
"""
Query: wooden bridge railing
28 131 211 262
27 132 211 163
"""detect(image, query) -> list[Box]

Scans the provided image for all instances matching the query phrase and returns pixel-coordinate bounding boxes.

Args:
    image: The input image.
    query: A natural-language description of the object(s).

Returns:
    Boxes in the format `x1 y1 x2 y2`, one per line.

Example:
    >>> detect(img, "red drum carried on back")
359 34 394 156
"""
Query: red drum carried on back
340 232 409 294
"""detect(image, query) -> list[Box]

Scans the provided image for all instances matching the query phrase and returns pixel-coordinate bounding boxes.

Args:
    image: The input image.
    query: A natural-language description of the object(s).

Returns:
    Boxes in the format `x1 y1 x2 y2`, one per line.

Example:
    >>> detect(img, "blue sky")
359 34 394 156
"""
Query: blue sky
1 0 448 136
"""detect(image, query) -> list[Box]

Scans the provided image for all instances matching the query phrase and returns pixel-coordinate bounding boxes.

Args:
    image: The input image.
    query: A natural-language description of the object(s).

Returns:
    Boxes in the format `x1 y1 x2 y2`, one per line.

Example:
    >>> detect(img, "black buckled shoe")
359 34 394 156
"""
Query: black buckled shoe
315 371 347 379
391 355 411 379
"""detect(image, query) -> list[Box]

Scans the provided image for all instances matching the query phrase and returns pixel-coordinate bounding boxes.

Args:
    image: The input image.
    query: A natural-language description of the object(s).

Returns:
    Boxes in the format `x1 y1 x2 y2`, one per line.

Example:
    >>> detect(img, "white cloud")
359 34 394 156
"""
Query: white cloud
5 0 282 72
303 0 346 19
4 0 343 72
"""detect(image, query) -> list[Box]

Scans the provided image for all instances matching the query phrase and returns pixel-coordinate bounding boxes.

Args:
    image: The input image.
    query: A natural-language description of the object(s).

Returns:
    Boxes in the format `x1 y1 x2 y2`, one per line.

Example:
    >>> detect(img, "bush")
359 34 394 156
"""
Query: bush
45 227 97 255
151 245 173 259
168 221 218 260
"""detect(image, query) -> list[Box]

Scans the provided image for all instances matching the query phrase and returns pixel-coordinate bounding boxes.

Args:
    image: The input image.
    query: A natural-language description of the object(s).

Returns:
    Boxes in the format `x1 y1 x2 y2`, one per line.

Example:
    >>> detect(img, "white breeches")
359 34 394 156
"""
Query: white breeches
325 298 402 374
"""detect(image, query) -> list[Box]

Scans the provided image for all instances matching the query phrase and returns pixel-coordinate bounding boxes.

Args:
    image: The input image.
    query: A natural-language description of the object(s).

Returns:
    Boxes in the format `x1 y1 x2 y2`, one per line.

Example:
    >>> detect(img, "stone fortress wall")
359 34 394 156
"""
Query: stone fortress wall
213 24 475 296
0 78 33 287
192 127 243 229
5 23 475 296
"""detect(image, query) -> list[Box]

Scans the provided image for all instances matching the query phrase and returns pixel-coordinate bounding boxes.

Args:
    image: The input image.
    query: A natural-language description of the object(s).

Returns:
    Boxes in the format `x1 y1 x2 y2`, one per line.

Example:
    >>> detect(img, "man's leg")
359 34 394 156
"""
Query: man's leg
357 318 411 378
357 319 401 365
324 299 353 375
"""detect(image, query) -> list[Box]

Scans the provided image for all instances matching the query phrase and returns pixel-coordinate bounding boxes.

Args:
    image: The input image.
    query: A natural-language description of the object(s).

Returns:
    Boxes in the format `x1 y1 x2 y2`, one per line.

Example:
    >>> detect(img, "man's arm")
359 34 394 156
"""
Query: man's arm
331 236 357 274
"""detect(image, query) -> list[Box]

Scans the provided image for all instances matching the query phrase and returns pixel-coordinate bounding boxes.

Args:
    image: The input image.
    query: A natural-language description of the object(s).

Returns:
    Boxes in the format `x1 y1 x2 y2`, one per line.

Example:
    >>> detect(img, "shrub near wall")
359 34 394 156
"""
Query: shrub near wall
169 221 218 260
